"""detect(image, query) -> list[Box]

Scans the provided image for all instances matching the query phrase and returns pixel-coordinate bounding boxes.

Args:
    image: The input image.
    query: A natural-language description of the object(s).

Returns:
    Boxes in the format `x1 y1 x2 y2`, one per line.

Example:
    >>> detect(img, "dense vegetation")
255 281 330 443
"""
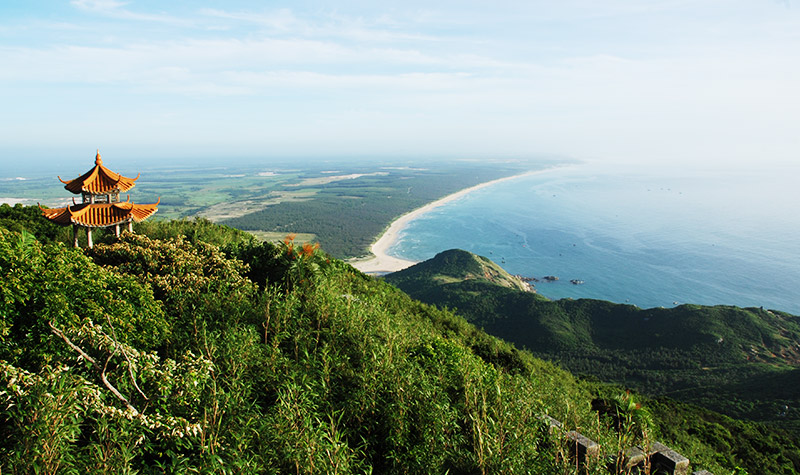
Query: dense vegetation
387 249 800 472
221 164 525 258
0 202 72 243
3 210 767 473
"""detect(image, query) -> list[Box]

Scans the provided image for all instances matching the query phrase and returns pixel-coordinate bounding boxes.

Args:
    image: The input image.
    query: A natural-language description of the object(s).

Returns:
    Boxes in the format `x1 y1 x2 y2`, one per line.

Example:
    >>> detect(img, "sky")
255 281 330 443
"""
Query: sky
1 0 799 172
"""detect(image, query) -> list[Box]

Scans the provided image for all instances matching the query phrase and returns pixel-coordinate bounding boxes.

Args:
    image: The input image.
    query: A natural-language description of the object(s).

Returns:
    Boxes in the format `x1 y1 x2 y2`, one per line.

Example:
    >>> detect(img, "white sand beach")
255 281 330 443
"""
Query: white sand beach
349 169 548 274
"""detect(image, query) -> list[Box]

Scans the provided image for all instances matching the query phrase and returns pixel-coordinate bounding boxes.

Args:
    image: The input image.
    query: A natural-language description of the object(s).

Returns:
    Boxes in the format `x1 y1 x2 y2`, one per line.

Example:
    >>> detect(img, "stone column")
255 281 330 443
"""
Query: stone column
651 442 690 475
87 228 93 249
565 431 600 465
73 224 80 248
128 220 133 233
115 223 120 237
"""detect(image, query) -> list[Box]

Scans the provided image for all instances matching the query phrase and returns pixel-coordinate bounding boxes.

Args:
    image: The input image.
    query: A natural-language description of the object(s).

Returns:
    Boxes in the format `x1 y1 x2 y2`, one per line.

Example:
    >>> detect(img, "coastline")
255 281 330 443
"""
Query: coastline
349 169 551 274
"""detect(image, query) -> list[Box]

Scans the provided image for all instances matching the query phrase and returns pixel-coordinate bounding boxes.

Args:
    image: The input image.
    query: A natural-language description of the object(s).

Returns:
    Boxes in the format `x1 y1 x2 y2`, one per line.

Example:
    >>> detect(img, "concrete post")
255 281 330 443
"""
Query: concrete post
565 431 600 464
623 446 648 469
651 441 690 475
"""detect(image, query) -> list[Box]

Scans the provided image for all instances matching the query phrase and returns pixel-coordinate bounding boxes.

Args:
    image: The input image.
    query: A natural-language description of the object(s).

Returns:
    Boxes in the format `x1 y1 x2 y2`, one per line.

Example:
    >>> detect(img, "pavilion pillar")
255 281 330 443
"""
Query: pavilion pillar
115 223 120 237
87 228 93 249
128 220 133 233
73 224 80 248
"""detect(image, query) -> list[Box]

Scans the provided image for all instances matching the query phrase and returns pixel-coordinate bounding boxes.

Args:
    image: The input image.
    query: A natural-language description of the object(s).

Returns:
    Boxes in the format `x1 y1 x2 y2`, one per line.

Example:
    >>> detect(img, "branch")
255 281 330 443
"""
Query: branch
49 321 138 415
105 315 148 401
48 321 96 365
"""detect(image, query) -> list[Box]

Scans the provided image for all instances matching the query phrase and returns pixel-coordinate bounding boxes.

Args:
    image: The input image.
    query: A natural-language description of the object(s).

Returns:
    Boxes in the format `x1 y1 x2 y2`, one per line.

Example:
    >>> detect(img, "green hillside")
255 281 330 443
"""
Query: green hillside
2 211 799 473
385 247 534 294
385 249 800 438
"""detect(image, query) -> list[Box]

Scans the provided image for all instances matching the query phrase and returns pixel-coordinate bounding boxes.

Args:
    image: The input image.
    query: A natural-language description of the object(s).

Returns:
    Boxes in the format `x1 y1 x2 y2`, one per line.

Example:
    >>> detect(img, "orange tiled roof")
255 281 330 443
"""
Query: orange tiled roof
40 199 159 228
58 150 140 195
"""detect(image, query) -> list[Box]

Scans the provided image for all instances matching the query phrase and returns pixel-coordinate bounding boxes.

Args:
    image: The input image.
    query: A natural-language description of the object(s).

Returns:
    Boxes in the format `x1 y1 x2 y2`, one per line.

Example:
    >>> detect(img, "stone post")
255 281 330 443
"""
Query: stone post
651 441 690 475
565 431 600 465
623 446 648 470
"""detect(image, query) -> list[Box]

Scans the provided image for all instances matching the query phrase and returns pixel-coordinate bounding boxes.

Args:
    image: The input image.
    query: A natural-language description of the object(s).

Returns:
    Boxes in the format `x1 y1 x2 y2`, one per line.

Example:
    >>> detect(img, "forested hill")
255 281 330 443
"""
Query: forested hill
385 246 534 294
386 249 800 438
2 207 799 473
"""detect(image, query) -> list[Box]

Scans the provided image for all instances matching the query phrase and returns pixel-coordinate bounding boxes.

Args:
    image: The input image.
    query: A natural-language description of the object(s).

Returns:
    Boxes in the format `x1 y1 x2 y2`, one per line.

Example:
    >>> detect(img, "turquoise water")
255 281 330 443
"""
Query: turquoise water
389 163 800 314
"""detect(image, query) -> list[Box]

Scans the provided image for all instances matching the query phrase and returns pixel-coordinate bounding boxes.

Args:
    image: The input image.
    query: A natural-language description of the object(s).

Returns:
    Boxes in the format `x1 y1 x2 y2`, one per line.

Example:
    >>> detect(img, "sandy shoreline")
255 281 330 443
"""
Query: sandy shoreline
349 169 549 274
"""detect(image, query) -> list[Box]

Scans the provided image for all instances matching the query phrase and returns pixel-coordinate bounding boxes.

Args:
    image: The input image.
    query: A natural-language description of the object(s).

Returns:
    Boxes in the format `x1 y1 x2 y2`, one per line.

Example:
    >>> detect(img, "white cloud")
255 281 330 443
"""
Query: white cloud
199 8 301 32
1 1 799 167
198 6 440 44
70 0 191 25
70 0 129 12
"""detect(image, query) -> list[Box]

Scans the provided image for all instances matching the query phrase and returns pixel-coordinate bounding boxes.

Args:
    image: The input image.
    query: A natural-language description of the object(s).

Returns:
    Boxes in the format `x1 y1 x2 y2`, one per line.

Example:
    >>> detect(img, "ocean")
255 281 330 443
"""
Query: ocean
388 162 800 314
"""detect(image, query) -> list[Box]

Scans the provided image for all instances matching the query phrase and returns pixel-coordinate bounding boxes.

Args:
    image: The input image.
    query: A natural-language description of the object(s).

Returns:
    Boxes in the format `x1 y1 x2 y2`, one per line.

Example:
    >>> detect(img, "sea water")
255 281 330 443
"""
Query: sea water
389 163 800 314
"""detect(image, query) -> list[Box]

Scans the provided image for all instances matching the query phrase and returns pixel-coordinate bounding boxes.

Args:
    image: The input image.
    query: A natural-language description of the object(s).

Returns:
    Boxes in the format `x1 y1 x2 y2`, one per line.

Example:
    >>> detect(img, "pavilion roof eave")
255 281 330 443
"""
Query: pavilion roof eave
60 151 140 195
40 200 159 228
132 208 158 223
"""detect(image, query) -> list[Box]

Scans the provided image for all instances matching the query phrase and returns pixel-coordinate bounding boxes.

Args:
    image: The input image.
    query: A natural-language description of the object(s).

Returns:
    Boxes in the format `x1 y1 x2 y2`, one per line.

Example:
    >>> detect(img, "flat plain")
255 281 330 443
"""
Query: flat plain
1 159 549 258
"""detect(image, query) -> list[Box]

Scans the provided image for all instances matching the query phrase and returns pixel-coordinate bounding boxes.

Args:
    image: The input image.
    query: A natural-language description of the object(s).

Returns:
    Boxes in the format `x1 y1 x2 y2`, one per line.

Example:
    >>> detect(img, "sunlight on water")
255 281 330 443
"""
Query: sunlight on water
391 162 800 313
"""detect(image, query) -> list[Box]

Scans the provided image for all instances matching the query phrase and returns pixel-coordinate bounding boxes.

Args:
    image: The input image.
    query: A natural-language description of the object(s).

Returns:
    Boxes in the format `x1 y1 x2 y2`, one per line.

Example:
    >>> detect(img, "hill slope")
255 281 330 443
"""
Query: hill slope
385 249 800 437
2 214 799 473
0 224 641 473
385 248 535 295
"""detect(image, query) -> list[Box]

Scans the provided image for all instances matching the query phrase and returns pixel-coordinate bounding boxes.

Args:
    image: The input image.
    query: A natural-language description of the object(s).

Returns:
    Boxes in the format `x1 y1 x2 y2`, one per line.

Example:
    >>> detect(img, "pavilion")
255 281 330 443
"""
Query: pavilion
40 150 159 248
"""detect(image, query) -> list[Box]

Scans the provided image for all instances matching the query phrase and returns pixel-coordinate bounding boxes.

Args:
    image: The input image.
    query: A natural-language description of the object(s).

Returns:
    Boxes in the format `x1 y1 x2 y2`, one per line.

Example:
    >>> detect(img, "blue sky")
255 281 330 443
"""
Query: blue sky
1 0 799 171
